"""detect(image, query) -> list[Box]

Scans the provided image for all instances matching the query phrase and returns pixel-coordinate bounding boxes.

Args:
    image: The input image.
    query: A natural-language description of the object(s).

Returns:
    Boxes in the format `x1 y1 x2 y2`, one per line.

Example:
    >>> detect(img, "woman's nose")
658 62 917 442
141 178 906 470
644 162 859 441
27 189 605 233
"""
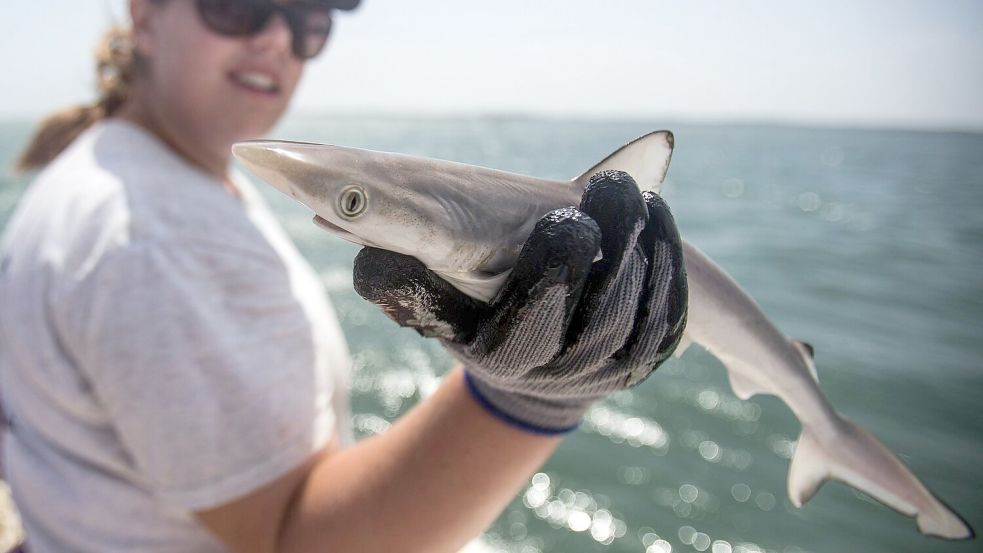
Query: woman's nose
248 11 293 56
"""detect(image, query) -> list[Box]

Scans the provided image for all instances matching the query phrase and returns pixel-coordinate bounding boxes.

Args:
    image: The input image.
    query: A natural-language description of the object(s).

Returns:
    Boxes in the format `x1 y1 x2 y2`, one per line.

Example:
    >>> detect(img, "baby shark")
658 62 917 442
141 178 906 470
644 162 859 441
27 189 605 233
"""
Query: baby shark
233 131 973 540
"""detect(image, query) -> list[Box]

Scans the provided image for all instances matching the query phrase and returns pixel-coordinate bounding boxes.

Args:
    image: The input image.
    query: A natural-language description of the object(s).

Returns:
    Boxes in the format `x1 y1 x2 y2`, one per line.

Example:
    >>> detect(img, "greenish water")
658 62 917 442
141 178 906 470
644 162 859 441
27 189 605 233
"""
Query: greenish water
2 116 982 553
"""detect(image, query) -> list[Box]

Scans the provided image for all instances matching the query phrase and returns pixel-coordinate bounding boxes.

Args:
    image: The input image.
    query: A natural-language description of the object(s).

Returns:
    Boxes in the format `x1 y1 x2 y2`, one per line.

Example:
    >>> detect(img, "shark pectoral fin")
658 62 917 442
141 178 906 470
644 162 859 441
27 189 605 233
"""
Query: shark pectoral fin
787 426 830 507
439 269 512 304
791 339 819 383
572 130 675 193
721 358 767 400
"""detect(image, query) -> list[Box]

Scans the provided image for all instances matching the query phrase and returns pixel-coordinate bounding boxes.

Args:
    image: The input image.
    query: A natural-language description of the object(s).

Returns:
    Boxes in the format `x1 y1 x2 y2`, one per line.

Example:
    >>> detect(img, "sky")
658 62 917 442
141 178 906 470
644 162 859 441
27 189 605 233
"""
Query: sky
2 0 982 130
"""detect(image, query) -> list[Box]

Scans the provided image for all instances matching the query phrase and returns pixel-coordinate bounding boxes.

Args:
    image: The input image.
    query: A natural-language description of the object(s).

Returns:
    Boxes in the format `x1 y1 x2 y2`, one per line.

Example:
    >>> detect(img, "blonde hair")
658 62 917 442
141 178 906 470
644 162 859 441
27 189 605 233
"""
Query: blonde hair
14 27 136 173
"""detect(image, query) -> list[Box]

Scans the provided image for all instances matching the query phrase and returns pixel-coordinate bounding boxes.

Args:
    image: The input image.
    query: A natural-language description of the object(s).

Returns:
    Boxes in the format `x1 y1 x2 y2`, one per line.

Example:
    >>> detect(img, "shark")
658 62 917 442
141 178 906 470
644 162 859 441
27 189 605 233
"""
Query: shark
232 131 973 540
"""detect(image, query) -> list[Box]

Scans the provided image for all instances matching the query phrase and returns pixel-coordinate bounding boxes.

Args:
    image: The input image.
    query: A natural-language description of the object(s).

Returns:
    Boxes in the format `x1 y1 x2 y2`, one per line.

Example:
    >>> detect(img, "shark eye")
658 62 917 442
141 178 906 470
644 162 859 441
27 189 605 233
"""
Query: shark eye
337 185 367 219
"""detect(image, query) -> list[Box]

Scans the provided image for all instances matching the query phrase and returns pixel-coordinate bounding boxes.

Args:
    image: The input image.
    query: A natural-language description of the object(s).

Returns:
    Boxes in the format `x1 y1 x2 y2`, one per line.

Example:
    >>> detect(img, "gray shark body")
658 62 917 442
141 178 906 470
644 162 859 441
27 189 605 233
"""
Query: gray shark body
233 132 972 540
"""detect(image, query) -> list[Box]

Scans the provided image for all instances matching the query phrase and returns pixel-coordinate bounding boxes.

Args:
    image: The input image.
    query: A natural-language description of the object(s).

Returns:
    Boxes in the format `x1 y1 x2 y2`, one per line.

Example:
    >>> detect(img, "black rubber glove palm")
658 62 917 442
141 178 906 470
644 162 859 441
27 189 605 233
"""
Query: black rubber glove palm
354 171 688 433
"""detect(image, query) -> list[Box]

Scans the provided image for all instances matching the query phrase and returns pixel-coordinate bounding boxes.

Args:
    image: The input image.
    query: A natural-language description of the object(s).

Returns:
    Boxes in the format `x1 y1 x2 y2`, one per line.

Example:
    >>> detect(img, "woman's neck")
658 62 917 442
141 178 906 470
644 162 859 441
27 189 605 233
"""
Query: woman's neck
114 97 231 183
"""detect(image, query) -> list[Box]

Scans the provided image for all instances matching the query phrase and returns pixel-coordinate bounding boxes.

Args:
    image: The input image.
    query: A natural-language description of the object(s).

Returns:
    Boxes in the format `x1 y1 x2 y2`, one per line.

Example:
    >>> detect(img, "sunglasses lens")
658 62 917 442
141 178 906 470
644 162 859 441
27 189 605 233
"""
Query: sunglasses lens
197 0 334 59
287 6 333 59
198 0 270 36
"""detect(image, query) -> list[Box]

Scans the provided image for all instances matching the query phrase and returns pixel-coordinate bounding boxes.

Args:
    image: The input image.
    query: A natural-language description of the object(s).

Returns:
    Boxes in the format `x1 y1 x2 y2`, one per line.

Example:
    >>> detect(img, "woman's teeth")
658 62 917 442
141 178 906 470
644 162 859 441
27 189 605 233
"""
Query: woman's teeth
232 72 279 93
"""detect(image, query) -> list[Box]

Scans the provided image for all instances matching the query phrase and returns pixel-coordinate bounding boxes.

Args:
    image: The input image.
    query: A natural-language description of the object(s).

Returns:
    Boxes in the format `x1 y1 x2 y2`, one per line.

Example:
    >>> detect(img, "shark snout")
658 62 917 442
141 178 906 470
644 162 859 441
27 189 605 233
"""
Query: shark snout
232 140 337 204
233 140 300 198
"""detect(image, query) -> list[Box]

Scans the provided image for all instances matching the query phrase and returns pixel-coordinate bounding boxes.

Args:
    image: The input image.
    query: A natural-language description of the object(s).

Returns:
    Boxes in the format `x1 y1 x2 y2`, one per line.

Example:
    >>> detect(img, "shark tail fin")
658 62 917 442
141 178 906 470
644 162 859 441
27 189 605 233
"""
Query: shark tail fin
788 418 974 540
572 130 675 193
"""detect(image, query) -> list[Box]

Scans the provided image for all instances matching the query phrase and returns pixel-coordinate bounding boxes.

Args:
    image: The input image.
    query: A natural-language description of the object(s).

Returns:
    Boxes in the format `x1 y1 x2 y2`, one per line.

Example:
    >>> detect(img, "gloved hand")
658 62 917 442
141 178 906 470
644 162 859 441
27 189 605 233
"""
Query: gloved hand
353 170 688 434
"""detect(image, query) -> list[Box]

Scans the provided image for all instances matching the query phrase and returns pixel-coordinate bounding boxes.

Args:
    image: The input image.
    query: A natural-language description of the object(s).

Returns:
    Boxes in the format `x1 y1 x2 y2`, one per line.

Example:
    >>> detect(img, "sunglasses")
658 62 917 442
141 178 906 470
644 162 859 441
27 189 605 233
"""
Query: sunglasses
196 0 334 59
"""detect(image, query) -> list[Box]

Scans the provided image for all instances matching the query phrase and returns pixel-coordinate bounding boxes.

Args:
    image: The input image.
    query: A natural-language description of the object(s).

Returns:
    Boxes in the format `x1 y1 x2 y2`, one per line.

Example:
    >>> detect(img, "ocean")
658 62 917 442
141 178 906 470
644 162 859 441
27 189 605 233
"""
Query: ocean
1 115 981 553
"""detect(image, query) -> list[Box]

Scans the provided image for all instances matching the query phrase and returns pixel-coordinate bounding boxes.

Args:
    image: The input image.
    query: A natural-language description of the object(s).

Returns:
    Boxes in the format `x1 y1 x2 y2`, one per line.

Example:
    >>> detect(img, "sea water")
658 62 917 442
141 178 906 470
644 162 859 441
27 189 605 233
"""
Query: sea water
1 116 981 553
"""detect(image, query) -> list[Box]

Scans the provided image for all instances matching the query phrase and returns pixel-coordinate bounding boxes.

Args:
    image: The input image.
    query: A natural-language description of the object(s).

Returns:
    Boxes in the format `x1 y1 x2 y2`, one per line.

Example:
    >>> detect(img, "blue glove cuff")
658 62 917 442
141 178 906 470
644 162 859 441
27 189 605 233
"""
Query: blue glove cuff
463 369 581 436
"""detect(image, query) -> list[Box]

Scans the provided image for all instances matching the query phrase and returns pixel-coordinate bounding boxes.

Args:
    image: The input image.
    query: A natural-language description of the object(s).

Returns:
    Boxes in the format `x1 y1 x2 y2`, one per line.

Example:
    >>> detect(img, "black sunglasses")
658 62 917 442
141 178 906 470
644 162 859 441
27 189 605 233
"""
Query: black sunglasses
196 0 334 59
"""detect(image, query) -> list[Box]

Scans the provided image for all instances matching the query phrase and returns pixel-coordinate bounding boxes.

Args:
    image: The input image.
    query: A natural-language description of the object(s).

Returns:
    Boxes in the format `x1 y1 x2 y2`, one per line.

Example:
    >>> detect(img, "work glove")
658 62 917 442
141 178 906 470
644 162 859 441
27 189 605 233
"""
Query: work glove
353 170 688 434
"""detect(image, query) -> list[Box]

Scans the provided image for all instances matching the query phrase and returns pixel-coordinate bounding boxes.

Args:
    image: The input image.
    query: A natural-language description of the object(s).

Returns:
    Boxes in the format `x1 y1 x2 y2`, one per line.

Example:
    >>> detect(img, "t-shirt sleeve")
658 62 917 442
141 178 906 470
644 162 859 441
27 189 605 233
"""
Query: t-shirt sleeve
58 237 336 511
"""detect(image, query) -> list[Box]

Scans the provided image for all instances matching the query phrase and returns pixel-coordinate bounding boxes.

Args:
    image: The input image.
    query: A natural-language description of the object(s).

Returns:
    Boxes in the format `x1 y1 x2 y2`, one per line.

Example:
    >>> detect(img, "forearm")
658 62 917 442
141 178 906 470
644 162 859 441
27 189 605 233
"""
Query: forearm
278 366 562 553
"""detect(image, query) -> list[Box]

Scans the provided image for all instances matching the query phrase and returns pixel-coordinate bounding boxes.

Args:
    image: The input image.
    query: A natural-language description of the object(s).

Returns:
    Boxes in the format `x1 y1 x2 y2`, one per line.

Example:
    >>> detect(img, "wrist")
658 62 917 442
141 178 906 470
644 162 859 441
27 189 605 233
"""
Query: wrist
462 369 590 435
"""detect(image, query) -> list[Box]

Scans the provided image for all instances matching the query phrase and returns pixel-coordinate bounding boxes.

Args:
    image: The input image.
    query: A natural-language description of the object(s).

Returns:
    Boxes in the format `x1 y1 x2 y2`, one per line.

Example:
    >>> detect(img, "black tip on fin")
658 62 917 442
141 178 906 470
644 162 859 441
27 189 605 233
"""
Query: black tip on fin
935 495 977 541
794 340 815 358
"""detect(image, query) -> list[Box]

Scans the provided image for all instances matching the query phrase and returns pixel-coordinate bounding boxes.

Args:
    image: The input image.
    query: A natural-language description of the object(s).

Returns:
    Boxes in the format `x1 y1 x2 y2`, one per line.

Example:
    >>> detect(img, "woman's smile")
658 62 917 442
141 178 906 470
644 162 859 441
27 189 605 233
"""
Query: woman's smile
228 68 282 96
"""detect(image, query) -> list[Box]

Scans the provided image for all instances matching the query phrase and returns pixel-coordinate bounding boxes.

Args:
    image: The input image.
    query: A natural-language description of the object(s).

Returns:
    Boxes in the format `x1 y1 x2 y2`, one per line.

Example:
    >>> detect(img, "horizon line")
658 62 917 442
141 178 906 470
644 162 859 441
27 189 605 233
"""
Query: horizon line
1 109 981 136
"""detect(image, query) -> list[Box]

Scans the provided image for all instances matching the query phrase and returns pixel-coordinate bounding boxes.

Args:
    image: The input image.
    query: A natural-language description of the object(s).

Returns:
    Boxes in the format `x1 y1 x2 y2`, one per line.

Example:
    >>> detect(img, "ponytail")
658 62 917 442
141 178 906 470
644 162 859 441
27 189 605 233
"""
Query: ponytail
14 27 136 173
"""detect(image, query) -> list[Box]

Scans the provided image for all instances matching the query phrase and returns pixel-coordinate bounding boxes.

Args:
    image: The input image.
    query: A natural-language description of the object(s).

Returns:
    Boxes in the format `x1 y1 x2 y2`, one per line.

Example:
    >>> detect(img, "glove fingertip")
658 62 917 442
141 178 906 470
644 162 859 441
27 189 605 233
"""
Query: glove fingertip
353 247 482 340
580 171 648 281
639 192 687 333
582 171 648 232
506 207 601 296
641 191 682 248
616 192 689 377
353 247 421 302
481 208 600 354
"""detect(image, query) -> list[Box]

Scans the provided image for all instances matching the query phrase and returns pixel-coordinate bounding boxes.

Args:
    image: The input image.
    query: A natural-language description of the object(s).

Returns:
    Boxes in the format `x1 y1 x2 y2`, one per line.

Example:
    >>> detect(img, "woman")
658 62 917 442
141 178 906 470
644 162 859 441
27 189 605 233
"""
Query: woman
0 1 687 552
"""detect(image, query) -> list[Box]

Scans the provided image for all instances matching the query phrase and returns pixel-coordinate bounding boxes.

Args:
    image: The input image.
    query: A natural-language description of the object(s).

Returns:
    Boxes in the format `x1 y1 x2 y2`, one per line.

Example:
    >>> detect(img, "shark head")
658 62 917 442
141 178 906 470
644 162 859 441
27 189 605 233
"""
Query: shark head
232 130 676 301
232 140 453 262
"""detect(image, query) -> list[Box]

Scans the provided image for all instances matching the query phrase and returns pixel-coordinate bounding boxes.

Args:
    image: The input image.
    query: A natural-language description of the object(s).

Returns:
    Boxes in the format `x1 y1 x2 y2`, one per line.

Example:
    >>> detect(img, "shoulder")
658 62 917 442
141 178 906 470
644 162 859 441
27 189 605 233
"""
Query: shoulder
78 121 275 256
10 121 288 296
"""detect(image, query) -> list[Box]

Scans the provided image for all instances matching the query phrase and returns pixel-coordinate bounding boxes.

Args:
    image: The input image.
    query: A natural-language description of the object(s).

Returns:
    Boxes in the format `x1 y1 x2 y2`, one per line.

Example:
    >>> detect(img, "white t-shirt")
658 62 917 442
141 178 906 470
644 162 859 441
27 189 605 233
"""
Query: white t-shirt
0 119 351 552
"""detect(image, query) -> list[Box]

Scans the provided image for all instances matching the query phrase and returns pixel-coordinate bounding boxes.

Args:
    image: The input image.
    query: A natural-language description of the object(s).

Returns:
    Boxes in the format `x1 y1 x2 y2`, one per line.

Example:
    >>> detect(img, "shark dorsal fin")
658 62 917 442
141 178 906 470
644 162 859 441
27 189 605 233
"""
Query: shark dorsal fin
572 130 675 193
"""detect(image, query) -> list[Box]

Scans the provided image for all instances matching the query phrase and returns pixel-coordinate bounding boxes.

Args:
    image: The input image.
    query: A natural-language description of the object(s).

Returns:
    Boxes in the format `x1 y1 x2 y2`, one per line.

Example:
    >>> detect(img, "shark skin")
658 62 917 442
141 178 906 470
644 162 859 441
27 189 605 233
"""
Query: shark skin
232 132 973 540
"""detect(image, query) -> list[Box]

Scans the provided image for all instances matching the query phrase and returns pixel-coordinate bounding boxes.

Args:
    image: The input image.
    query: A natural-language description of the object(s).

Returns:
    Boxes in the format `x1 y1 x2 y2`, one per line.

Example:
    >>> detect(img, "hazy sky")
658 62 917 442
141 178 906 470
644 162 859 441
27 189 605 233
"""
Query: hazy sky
2 0 982 130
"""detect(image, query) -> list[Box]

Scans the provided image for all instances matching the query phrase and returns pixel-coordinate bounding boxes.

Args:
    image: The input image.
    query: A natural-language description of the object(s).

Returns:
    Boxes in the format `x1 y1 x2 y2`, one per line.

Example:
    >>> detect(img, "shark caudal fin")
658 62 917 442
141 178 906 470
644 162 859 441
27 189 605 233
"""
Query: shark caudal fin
788 419 974 540
572 130 675 193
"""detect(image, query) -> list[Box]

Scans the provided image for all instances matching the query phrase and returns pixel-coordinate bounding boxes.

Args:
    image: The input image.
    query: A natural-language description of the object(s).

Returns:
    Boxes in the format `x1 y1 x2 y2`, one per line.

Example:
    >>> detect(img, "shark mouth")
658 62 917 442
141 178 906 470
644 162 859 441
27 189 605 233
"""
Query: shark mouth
312 215 380 249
